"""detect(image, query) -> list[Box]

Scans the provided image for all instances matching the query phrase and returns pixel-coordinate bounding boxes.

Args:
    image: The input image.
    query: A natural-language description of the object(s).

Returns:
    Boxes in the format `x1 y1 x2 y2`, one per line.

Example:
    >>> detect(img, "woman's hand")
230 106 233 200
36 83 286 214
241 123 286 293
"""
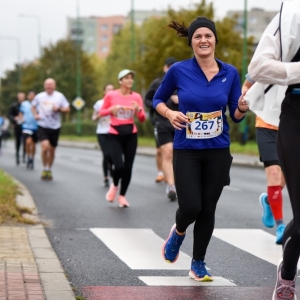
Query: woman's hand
237 92 249 112
131 101 141 113
110 105 120 116
166 110 188 130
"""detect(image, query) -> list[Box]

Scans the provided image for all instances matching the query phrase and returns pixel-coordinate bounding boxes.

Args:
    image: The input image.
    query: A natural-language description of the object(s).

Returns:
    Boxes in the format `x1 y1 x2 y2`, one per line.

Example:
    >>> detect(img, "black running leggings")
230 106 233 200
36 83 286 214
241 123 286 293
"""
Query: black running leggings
277 110 300 274
97 134 112 178
108 133 137 196
14 125 23 156
173 148 232 261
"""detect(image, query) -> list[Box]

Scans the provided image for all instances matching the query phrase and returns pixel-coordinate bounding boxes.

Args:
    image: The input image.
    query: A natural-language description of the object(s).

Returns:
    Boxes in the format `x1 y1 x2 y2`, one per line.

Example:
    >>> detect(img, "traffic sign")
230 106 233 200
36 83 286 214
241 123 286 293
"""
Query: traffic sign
72 97 85 110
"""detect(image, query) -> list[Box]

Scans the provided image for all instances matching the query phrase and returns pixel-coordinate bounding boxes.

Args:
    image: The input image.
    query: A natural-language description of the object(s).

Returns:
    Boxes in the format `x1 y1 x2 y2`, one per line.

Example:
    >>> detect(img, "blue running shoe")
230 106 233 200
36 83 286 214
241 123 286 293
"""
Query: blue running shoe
189 259 213 282
276 224 286 245
162 224 185 263
259 193 275 228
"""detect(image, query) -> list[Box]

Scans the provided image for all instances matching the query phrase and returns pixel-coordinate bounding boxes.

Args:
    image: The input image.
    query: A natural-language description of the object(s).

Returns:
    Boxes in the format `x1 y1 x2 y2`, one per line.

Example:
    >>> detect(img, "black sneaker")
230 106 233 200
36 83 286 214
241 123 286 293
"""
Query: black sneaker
166 185 177 201
27 159 34 170
26 159 33 170
103 178 109 187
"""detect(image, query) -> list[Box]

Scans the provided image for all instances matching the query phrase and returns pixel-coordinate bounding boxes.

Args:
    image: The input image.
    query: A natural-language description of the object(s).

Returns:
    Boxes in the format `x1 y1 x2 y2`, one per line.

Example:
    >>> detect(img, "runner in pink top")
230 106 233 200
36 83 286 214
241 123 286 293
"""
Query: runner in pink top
100 90 145 134
99 69 146 208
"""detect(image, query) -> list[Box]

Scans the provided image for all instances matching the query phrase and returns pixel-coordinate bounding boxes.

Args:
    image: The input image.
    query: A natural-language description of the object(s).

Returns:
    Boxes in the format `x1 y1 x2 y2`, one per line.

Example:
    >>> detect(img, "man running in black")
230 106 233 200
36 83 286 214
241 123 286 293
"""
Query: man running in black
8 92 25 165
144 57 178 201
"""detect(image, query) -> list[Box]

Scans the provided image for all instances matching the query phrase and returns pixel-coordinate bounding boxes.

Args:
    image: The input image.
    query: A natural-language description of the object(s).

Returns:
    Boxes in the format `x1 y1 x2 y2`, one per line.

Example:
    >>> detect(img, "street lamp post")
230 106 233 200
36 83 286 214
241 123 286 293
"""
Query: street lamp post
0 36 21 88
70 1 84 135
242 0 248 82
19 14 43 87
130 0 135 90
131 0 135 63
239 0 248 145
75 0 83 135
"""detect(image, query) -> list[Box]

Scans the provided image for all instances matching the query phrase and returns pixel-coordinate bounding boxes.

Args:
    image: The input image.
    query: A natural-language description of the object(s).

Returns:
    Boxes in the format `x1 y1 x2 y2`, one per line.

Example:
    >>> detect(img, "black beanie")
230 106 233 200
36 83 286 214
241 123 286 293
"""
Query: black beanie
187 17 218 46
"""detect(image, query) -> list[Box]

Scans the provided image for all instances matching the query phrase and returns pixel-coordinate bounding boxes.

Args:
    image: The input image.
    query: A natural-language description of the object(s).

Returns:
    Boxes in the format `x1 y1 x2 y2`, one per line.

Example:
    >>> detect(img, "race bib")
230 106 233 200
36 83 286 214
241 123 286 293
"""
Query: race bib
99 116 110 127
39 100 59 127
116 107 134 120
186 111 223 139
40 101 54 116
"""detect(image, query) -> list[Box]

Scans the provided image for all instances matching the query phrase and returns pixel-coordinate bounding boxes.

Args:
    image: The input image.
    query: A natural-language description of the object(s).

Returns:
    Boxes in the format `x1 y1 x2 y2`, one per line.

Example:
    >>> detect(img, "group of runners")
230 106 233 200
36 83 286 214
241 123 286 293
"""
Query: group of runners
8 78 70 180
4 1 300 297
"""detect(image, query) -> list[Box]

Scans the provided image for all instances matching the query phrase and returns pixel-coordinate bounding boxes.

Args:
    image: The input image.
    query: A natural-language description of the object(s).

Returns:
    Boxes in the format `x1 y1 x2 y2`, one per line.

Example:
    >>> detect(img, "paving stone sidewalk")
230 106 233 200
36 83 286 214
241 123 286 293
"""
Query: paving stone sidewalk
0 181 76 300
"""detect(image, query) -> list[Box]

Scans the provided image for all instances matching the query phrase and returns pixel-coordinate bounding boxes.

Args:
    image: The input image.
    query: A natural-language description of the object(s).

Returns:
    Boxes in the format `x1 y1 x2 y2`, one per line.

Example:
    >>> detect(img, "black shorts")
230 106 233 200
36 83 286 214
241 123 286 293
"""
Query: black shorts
256 127 279 167
23 130 38 143
37 126 60 147
154 122 175 148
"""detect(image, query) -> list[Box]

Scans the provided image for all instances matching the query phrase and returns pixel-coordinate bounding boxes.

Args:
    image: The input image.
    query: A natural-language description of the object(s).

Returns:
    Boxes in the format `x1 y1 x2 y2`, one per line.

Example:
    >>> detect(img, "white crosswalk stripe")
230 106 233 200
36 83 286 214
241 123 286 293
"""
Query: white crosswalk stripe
90 228 237 286
212 229 293 267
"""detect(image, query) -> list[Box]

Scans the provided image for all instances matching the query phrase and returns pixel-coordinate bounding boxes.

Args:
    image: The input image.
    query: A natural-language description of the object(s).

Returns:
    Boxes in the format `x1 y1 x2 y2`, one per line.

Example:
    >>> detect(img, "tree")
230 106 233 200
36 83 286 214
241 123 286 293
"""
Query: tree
101 0 254 96
103 22 142 91
0 39 101 114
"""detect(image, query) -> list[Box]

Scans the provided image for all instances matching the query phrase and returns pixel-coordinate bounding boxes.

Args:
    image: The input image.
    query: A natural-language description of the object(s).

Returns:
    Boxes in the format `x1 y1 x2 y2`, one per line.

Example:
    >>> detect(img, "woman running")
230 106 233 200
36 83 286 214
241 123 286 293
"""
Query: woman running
153 17 248 281
99 69 146 208
92 84 114 187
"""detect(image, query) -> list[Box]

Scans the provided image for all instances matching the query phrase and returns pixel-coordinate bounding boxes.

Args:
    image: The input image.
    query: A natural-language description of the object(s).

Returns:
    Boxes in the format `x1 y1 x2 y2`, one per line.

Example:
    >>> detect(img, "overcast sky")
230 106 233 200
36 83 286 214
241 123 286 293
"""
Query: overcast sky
0 0 282 77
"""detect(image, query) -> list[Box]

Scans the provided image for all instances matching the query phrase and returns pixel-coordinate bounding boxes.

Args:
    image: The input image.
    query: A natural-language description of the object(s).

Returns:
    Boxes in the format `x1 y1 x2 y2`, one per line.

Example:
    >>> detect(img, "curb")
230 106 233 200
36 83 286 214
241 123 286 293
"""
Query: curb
58 140 264 169
14 178 76 300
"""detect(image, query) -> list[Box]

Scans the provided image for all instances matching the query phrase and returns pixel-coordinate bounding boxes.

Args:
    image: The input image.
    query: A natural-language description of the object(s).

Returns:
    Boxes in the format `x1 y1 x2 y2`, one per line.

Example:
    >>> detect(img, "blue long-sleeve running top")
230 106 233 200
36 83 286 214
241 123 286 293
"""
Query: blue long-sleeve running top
153 57 243 150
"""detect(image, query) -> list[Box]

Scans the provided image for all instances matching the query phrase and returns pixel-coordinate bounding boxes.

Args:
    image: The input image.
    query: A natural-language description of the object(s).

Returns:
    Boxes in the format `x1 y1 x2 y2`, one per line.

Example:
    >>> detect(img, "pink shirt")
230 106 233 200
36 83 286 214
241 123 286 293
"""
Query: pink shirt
99 89 146 135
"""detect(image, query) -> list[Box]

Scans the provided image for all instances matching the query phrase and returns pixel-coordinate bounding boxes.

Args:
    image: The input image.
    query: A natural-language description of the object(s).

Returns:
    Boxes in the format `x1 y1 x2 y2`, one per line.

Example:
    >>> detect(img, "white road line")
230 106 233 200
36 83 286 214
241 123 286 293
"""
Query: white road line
213 229 290 266
90 228 191 270
139 276 236 286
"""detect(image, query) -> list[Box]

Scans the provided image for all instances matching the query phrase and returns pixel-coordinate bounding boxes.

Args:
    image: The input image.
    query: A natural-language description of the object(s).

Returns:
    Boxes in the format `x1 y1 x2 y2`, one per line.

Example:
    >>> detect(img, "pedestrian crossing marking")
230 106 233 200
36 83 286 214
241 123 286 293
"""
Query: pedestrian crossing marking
213 229 284 266
90 228 287 287
90 228 191 270
139 276 236 286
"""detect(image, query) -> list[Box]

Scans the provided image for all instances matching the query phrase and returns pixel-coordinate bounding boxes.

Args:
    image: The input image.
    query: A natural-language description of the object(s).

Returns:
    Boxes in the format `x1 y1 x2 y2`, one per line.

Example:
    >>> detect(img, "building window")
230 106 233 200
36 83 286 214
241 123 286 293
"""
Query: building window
101 35 108 41
101 24 108 31
101 46 108 53
113 24 122 34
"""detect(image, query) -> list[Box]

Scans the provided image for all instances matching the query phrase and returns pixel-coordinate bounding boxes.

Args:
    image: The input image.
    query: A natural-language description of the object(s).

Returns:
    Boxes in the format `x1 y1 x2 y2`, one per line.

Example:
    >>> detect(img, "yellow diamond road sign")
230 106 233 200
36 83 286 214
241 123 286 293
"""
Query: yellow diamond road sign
72 97 85 110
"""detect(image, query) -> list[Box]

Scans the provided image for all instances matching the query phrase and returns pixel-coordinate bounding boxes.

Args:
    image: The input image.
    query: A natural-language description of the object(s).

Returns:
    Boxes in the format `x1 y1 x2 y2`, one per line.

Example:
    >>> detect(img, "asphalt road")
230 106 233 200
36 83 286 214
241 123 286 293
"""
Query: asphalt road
0 140 296 300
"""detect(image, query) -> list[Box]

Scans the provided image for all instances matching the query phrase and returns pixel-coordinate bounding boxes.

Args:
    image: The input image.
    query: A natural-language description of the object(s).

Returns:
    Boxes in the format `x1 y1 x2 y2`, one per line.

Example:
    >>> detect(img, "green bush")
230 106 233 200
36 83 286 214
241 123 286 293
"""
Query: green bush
60 112 256 142
228 111 256 142
60 121 97 136
60 119 155 137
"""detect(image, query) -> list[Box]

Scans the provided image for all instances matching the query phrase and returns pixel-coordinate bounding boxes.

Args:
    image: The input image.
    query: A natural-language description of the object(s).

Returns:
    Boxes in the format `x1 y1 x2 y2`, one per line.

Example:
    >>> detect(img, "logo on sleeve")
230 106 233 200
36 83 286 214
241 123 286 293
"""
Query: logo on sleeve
222 78 227 82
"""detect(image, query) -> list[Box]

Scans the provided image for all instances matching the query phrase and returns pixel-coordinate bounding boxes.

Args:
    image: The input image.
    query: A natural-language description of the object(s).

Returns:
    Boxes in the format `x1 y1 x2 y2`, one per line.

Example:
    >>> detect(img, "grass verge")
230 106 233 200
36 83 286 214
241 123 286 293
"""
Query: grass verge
60 135 259 156
0 169 35 224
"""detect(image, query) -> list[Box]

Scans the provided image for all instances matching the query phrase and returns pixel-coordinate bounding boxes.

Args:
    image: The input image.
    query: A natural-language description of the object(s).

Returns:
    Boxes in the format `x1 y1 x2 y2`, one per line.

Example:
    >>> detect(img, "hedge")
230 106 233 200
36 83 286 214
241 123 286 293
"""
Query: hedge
60 111 257 142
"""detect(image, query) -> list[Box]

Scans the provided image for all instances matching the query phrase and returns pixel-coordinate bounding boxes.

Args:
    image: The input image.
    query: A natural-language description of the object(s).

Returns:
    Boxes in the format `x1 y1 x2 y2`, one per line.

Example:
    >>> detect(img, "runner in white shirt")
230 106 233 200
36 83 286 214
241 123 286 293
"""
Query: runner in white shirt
245 1 300 299
31 78 70 180
92 84 114 187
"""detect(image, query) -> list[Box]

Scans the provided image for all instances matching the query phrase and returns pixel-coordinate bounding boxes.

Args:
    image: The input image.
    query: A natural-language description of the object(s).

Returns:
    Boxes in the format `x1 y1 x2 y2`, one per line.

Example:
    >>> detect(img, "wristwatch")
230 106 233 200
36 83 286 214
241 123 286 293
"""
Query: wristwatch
237 106 248 113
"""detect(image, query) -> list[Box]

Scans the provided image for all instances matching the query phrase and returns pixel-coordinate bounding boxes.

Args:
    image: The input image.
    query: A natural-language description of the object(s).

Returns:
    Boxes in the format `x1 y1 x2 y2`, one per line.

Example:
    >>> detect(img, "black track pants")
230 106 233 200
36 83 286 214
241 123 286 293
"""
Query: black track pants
97 134 112 178
108 133 137 196
173 148 232 261
277 112 300 272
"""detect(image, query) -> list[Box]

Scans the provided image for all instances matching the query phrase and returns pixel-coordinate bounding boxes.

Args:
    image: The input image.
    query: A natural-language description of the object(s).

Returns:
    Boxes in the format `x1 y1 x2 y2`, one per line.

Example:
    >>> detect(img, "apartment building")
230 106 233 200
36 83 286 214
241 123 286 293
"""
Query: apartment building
227 8 278 45
67 9 165 59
